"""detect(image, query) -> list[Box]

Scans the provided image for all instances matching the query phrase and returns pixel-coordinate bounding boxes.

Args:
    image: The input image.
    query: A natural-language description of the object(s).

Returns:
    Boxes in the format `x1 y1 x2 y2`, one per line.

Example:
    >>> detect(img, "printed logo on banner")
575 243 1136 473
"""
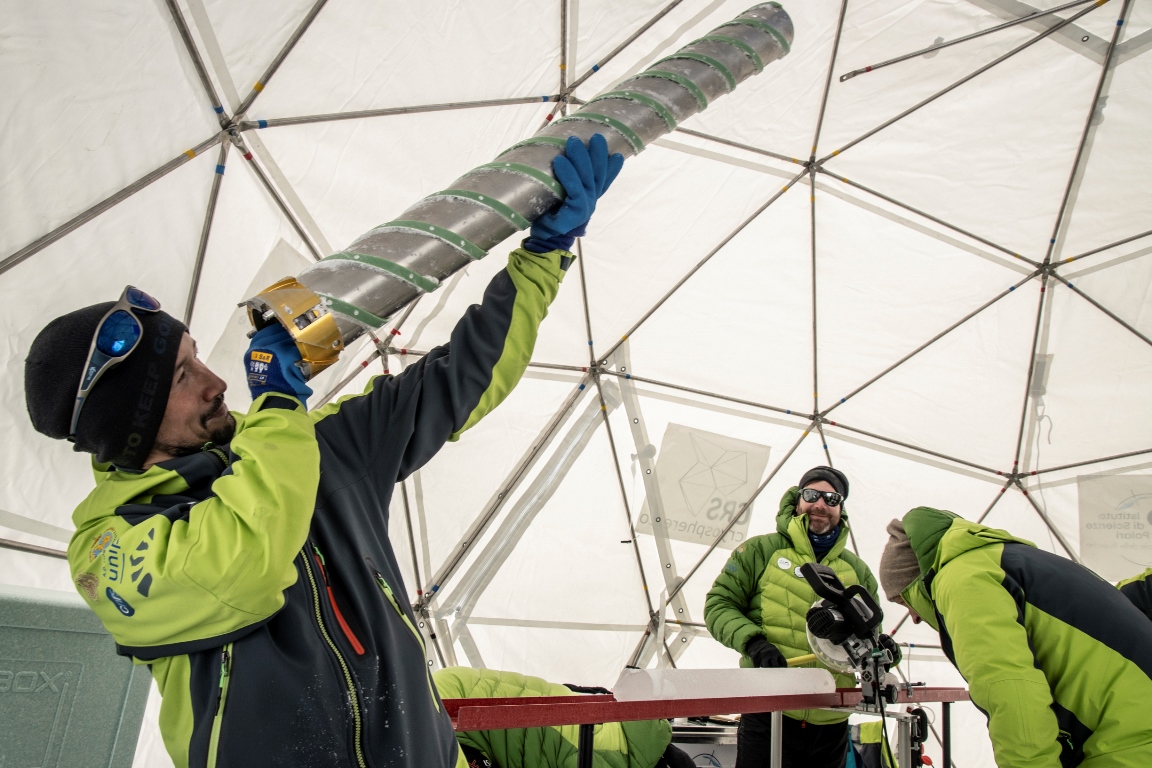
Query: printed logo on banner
636 424 770 549
1078 474 1152 581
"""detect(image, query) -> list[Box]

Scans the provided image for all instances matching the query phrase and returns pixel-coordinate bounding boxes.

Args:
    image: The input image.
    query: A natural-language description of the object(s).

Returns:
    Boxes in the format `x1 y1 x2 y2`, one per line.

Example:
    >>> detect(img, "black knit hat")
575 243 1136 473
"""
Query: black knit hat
25 301 186 470
798 465 849 499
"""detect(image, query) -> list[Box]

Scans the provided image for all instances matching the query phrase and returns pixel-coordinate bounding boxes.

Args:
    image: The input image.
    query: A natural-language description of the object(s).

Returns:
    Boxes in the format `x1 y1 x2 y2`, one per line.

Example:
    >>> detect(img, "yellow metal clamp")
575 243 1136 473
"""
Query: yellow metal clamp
243 276 343 378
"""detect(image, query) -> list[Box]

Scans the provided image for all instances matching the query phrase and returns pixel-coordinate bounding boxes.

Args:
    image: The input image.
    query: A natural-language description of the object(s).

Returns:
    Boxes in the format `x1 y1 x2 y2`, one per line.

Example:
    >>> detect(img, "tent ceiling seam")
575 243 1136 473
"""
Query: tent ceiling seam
231 135 322 260
242 131 334 255
183 0 242 110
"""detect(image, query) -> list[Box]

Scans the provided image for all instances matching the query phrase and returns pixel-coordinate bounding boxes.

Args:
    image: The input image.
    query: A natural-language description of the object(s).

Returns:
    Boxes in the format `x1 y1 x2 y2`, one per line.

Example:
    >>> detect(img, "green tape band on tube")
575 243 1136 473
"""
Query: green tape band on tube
327 252 441 293
498 136 569 157
586 91 678 131
695 35 764 73
719 18 790 55
376 220 488 261
630 70 708 111
656 52 737 92
431 189 531 230
478 161 564 197
316 294 387 329
554 113 645 154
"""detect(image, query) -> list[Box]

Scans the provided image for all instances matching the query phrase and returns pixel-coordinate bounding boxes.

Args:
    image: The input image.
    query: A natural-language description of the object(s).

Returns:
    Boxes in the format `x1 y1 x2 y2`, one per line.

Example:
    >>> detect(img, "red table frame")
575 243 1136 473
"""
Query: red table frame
444 687 969 767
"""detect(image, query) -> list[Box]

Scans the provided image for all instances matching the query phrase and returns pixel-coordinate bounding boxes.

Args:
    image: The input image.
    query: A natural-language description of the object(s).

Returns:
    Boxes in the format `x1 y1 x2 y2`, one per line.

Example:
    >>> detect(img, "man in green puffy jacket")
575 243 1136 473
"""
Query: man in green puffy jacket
704 466 881 768
1117 567 1152 622
880 507 1152 767
433 667 694 768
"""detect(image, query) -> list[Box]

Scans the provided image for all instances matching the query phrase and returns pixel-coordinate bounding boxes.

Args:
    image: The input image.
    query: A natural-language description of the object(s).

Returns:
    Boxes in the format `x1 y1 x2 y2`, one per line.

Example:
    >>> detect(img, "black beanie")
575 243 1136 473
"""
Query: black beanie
25 301 186 471
798 465 849 499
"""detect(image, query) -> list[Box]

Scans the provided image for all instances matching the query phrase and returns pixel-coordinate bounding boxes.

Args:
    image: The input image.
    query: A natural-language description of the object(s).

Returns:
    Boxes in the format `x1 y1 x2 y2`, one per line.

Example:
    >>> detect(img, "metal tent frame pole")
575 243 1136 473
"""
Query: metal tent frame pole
184 141 231 324
0 133 223 276
238 96 562 131
817 0 1106 164
234 0 330 118
840 0 1098 82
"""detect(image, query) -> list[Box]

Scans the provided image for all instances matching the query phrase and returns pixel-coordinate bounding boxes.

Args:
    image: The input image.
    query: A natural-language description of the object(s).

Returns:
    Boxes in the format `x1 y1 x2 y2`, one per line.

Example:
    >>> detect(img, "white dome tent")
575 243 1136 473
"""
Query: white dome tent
3 0 1151 766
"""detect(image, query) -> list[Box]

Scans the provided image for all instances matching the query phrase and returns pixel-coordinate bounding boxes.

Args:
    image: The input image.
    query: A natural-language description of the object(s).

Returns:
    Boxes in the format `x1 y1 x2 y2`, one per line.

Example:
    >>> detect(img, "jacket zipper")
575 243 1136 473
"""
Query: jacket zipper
206 643 233 768
312 545 366 655
374 569 441 712
302 550 367 768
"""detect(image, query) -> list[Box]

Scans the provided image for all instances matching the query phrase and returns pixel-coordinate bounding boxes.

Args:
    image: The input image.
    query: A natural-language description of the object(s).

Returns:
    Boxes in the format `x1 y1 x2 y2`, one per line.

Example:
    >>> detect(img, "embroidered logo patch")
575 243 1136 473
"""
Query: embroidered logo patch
89 528 117 561
106 587 135 617
76 573 99 601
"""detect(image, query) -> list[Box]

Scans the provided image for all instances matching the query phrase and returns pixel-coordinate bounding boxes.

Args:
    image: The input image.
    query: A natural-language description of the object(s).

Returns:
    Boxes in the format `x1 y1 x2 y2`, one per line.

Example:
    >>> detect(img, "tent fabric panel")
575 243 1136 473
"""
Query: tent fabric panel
0 0 221 258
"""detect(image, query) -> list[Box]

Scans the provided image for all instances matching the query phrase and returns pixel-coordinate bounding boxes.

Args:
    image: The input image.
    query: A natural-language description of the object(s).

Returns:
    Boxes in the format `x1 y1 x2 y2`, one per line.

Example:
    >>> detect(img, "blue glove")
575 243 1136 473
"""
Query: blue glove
525 133 625 255
245 324 313 408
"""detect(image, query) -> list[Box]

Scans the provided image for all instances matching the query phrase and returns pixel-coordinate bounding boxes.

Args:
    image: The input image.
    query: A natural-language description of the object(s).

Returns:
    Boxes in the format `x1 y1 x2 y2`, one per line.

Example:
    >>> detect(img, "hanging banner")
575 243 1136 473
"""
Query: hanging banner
1077 473 1152 581
637 424 770 549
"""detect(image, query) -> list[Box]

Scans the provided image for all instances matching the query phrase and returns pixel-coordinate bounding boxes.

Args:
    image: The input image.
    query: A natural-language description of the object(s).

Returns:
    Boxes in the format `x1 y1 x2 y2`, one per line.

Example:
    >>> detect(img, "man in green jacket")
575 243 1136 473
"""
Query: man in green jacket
704 466 885 768
1117 567 1152 622
24 136 623 768
880 508 1152 767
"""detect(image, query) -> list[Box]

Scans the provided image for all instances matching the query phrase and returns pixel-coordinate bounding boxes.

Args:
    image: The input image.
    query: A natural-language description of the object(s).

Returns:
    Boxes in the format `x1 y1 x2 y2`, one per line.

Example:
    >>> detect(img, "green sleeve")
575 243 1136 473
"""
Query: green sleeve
933 549 1062 768
68 394 319 654
704 537 773 655
449 246 567 439
1117 567 1152 622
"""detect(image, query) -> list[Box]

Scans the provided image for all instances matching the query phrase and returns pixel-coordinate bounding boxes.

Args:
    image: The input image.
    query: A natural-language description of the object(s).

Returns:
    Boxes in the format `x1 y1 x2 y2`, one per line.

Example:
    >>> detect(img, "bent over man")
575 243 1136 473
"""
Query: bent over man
24 136 623 768
704 466 884 768
881 508 1152 767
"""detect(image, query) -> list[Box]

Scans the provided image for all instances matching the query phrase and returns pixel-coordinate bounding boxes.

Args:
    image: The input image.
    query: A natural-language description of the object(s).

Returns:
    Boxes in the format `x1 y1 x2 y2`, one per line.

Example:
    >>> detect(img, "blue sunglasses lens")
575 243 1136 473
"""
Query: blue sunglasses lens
95 311 142 357
125 287 161 311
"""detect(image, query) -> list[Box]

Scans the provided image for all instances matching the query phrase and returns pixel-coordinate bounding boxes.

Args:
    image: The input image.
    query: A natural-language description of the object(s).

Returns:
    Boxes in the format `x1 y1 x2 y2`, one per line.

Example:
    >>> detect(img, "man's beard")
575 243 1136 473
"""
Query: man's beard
154 397 237 458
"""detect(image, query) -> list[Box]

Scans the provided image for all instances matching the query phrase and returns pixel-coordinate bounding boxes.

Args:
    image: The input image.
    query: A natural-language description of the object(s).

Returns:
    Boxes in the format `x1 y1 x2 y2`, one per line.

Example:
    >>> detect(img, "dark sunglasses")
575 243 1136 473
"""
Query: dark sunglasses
69 286 162 440
799 488 843 507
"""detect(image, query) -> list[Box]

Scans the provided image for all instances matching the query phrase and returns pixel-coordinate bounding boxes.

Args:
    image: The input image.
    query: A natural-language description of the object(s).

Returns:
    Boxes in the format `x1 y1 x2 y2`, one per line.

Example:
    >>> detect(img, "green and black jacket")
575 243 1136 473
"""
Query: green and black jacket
433 667 671 768
1117 567 1152 622
900 507 1152 768
703 487 878 725
68 247 570 768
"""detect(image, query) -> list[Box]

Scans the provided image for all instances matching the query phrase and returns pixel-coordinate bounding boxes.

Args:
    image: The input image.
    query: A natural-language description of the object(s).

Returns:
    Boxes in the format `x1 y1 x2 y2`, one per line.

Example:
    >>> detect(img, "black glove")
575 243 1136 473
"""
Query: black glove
878 633 902 666
745 636 788 668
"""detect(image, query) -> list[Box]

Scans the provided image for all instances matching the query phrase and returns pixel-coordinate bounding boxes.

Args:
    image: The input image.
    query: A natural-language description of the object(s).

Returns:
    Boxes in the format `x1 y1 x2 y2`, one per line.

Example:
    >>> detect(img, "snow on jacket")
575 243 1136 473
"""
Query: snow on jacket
899 507 1152 768
433 667 671 768
67 247 570 768
1117 567 1152 622
703 486 878 725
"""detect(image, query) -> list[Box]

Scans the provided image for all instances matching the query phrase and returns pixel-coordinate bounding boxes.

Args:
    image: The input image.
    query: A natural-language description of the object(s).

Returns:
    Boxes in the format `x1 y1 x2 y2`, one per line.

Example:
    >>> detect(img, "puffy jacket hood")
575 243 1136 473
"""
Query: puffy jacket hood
777 486 853 560
902 506 1035 581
